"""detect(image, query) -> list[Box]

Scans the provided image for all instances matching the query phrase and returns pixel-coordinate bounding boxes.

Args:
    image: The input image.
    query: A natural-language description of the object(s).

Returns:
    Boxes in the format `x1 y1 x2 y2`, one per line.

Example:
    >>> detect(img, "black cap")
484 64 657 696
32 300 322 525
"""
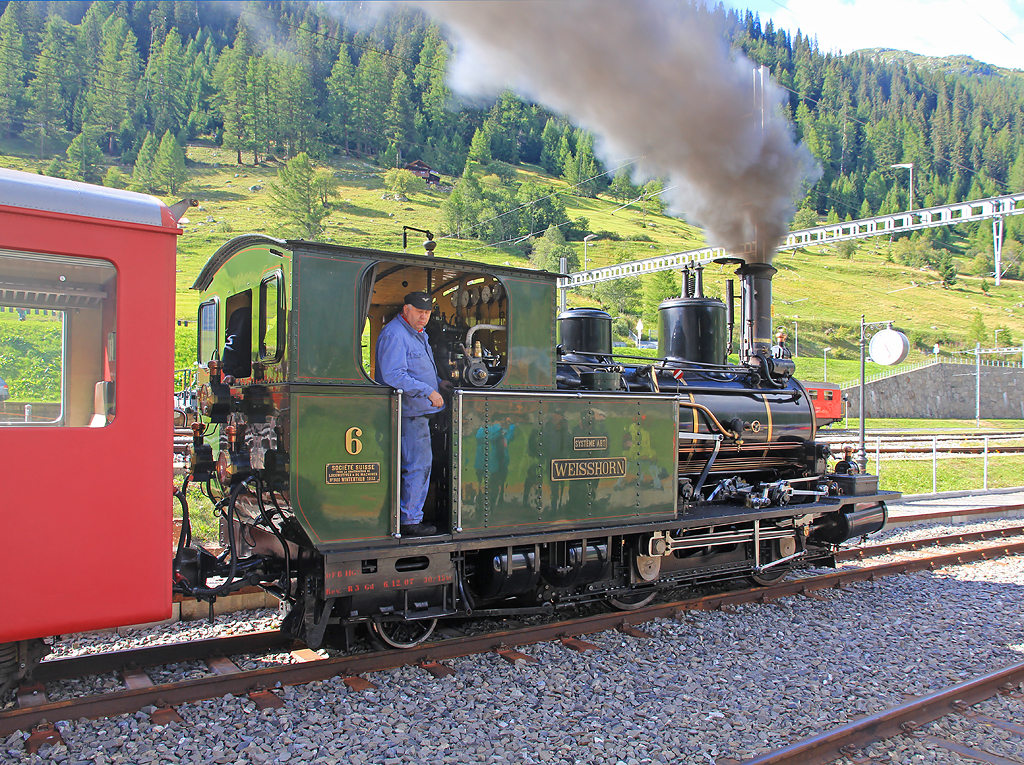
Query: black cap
404 291 432 310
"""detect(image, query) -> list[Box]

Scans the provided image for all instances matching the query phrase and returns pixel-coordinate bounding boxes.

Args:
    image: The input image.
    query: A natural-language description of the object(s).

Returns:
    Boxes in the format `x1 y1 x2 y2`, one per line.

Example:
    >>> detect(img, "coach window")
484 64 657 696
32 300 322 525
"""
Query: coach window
197 298 219 366
259 271 285 363
0 251 117 427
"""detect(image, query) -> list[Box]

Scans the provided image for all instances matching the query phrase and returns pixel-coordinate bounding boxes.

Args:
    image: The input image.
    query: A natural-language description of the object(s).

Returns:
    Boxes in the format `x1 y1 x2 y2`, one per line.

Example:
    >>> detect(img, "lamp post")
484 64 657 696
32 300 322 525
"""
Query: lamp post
823 347 831 382
995 329 1004 348
857 316 896 472
793 316 799 358
891 163 914 211
583 233 597 271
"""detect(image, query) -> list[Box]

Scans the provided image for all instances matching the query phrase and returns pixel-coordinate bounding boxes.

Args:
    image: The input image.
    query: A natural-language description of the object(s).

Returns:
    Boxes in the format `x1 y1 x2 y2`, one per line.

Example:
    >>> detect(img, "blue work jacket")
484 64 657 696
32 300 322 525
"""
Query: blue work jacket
375 315 445 418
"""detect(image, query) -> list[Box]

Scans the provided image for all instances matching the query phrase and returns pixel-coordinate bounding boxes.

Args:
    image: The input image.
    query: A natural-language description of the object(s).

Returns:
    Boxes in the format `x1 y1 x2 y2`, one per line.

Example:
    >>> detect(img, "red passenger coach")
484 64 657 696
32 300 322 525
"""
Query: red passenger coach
0 169 179 660
804 381 843 426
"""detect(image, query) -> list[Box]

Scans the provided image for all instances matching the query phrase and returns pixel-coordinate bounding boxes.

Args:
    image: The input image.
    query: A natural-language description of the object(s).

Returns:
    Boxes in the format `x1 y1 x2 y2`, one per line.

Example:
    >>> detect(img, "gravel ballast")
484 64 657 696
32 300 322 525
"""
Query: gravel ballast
4 522 1023 764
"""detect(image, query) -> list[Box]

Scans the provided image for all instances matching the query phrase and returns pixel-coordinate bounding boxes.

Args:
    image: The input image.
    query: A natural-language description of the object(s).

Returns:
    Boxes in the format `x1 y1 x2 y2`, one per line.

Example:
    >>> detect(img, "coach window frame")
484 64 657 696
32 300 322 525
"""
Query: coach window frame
259 270 285 363
0 251 117 428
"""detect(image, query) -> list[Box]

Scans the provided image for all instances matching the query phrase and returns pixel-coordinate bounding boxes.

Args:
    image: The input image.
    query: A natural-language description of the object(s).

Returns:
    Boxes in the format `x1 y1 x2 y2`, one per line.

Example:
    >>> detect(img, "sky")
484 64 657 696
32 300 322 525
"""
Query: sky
729 0 1024 70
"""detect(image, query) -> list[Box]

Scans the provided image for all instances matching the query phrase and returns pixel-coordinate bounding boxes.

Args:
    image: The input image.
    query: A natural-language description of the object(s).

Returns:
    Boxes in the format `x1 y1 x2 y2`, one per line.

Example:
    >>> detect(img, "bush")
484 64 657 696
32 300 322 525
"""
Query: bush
564 216 591 241
792 207 819 230
627 233 654 242
836 241 856 260
485 161 517 184
383 168 426 199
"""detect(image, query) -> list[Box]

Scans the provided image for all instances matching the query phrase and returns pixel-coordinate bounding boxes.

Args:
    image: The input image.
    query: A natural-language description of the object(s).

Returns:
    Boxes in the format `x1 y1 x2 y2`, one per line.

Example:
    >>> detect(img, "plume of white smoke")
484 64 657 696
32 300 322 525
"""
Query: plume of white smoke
420 0 818 262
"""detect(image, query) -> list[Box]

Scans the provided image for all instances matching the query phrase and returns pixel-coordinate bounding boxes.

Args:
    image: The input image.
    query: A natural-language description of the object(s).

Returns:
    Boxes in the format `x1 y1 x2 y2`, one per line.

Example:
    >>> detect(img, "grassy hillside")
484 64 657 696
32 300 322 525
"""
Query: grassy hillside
3 146 1023 391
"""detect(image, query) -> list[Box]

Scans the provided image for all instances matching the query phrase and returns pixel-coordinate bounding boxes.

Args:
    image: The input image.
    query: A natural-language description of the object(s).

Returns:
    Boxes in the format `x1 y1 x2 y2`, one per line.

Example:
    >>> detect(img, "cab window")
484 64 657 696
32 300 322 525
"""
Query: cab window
197 298 219 366
259 272 285 363
222 291 252 380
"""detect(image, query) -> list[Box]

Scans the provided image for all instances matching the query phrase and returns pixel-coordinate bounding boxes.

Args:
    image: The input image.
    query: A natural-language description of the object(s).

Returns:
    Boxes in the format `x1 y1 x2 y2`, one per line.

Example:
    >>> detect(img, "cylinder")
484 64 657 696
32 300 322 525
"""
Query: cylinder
557 308 613 356
658 298 727 365
810 504 888 545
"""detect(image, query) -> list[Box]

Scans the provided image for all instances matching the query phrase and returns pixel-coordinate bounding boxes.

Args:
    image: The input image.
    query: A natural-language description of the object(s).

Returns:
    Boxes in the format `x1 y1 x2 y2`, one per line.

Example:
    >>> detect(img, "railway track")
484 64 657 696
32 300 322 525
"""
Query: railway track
5 526 1024 751
733 663 1024 765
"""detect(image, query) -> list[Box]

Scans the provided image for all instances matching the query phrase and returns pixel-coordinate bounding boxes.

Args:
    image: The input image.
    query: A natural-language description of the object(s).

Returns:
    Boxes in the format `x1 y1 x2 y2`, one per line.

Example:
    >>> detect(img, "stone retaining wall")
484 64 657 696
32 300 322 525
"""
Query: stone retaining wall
844 362 1024 419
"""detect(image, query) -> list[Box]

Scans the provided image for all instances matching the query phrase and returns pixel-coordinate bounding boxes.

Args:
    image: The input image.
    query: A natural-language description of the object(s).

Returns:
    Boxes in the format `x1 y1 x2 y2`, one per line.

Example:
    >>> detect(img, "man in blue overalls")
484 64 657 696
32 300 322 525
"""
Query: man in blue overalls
375 291 447 537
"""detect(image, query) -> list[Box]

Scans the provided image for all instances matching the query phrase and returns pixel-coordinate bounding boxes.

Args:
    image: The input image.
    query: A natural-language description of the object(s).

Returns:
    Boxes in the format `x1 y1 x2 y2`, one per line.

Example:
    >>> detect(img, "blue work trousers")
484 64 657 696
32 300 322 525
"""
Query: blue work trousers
400 416 432 525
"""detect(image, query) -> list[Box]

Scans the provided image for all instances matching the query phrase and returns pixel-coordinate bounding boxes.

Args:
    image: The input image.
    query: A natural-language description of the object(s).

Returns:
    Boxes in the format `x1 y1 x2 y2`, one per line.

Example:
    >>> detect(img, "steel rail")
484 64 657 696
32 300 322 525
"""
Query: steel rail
5 540 1024 736
836 524 1024 561
31 630 295 684
846 445 1024 454
738 661 1024 765
889 503 1024 524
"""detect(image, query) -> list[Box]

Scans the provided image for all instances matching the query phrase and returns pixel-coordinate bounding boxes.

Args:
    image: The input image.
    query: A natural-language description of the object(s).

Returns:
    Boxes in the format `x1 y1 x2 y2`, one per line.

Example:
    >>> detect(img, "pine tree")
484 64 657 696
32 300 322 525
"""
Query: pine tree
353 50 389 158
103 166 127 189
153 130 187 194
327 46 356 155
131 131 159 192
245 54 274 164
936 251 957 288
64 129 102 183
968 310 987 344
212 27 251 164
468 127 491 163
276 54 317 158
268 152 331 239
145 29 188 138
440 176 481 239
384 69 414 161
0 4 27 139
539 118 562 175
88 15 142 154
26 16 75 158
531 224 577 272
610 167 637 205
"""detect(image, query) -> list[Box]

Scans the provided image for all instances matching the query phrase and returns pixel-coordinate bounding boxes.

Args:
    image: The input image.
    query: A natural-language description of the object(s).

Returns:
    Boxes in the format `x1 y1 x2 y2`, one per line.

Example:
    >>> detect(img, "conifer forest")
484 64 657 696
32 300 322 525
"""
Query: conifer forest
1 0 1023 254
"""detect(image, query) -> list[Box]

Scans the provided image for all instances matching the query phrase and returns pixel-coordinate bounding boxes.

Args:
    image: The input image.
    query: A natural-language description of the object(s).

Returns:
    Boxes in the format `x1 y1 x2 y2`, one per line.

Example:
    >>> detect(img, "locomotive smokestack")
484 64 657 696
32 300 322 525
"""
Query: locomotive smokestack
736 262 777 361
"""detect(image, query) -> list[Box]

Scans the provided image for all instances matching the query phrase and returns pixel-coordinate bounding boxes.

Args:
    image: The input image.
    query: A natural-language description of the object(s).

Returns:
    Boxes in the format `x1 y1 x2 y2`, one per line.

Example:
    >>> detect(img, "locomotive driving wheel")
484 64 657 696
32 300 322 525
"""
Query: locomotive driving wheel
607 589 657 611
369 617 438 649
748 537 797 586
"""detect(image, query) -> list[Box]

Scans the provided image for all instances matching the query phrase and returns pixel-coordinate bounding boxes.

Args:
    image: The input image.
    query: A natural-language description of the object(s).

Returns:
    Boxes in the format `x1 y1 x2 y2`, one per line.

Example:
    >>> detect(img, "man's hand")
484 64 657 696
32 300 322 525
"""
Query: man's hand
439 380 454 394
428 390 444 408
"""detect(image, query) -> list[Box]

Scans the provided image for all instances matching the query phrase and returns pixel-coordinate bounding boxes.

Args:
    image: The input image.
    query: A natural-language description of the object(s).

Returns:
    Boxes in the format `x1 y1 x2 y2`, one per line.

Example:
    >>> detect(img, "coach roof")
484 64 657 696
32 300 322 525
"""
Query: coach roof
0 166 174 229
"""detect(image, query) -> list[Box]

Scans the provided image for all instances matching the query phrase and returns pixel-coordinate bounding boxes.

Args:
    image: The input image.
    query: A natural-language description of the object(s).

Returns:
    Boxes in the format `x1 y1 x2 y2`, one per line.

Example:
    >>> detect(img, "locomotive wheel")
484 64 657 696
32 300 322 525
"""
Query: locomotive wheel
369 617 438 649
748 564 787 587
747 538 796 586
607 590 657 611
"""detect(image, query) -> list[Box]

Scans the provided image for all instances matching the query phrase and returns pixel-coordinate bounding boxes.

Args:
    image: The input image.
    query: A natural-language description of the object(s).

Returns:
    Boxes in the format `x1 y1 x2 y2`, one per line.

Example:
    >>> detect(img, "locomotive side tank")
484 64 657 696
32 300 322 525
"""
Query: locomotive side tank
180 234 895 648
